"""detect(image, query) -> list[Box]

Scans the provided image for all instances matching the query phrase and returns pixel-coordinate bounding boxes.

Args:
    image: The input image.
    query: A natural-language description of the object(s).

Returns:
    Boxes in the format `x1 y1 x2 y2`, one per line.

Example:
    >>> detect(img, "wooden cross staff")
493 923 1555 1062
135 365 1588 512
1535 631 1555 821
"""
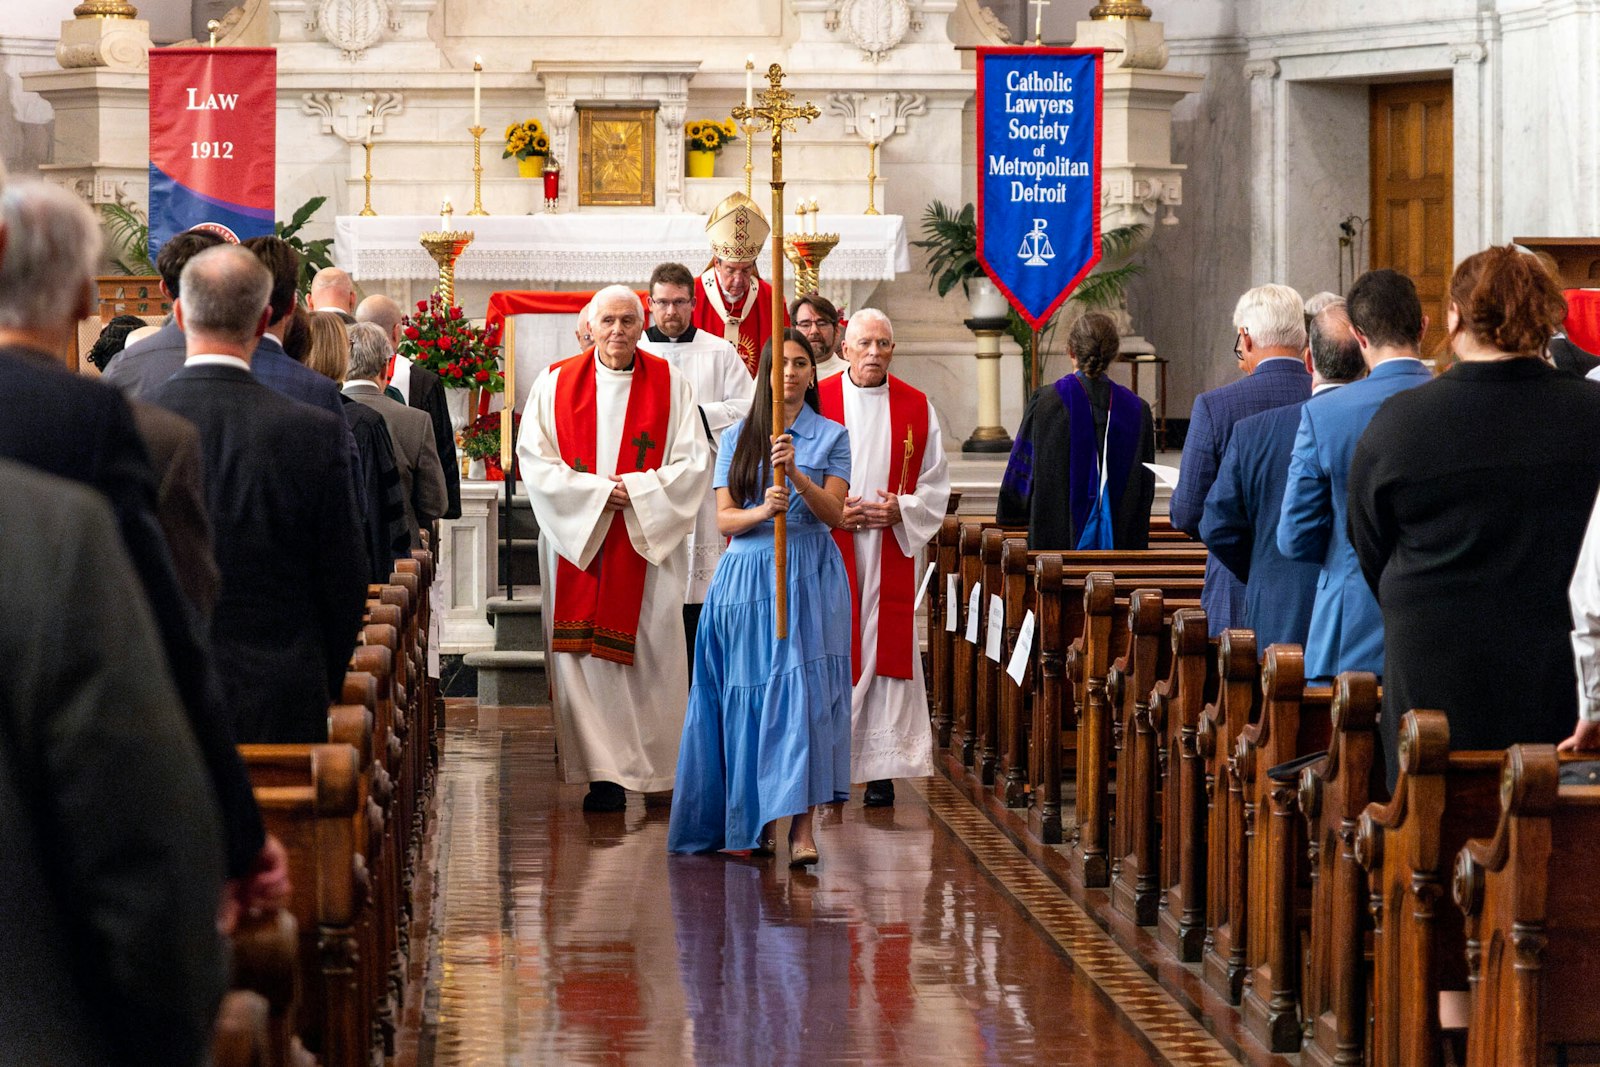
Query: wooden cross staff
733 63 820 641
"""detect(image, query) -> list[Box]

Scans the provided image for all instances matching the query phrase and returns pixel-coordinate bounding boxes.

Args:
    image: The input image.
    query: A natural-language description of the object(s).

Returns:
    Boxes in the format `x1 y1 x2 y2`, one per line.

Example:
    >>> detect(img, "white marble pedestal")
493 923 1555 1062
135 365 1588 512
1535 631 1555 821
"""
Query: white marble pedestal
437 480 500 654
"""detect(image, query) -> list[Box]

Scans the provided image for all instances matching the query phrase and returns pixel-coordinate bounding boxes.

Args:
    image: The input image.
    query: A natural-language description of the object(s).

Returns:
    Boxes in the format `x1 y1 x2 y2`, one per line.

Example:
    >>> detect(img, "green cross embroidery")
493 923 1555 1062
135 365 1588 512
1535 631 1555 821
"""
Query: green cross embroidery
572 458 589 473
631 430 657 469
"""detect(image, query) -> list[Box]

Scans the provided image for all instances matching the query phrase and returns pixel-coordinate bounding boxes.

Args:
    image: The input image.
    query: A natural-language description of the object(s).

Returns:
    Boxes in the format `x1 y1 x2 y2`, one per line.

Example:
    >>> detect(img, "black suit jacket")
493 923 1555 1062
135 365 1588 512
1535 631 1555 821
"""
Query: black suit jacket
151 363 369 744
0 345 263 877
100 319 186 399
407 365 461 519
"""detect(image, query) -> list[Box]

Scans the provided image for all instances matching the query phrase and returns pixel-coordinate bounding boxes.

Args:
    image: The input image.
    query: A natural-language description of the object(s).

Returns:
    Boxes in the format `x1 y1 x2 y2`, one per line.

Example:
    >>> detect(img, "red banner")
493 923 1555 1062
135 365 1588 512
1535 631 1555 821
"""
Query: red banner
148 48 276 258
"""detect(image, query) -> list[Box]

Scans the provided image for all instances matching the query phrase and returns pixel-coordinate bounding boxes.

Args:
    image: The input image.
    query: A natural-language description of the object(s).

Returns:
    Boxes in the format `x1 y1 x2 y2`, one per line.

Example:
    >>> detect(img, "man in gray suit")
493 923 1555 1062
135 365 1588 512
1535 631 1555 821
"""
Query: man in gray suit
344 322 448 547
100 228 225 398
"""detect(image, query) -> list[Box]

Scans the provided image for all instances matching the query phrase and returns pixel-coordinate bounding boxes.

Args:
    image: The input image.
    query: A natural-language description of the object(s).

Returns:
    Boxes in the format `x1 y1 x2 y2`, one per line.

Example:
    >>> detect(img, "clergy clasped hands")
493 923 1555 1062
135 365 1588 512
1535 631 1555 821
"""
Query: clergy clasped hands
841 489 901 531
605 474 632 511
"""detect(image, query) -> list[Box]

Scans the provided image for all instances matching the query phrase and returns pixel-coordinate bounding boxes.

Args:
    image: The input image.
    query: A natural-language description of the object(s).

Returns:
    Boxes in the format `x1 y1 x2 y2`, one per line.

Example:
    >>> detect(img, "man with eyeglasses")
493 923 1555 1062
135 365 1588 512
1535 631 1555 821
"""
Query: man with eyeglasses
641 261 754 671
692 191 788 376
790 293 849 380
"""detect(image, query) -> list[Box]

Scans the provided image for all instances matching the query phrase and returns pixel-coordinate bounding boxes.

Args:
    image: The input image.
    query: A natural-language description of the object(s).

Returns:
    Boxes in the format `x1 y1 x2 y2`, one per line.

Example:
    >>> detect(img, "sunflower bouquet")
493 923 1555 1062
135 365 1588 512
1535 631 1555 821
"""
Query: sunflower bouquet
503 119 551 162
686 118 739 155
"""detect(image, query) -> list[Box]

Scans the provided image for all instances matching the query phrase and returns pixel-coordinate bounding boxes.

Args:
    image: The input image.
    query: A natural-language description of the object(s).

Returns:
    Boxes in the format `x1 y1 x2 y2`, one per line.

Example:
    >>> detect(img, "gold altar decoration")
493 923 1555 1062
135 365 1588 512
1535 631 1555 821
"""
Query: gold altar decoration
74 0 138 18
360 141 377 216
468 124 489 216
1090 0 1152 18
733 62 819 641
864 137 880 216
577 106 656 207
419 230 474 307
783 203 839 297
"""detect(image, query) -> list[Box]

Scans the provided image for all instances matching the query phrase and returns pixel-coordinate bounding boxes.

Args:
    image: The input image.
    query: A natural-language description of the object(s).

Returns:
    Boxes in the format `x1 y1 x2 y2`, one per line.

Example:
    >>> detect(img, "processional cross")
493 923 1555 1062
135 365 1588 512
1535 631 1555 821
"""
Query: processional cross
731 64 820 641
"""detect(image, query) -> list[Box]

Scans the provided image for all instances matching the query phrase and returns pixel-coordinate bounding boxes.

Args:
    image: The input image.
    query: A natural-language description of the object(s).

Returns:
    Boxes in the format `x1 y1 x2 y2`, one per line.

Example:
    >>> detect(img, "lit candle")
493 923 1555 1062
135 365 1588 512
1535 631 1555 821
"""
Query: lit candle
440 198 452 230
810 198 820 232
473 57 483 127
746 55 755 111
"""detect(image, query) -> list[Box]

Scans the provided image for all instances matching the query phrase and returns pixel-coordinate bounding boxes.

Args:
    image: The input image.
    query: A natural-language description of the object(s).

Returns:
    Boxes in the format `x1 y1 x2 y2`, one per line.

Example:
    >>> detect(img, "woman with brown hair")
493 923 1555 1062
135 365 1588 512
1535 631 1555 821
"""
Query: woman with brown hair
997 310 1156 549
1348 245 1600 778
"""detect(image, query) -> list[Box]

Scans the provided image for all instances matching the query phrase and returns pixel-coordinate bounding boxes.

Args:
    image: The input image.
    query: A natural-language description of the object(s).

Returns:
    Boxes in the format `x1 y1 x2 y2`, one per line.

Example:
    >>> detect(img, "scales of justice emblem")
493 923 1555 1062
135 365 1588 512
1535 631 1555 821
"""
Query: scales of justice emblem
1018 218 1055 267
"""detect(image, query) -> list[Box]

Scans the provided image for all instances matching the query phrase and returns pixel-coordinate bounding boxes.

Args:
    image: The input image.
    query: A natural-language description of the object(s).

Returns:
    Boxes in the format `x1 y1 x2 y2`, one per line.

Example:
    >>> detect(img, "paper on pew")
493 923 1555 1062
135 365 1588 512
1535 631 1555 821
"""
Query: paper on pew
1007 611 1035 685
985 594 1004 662
1144 462 1181 489
965 582 982 644
914 561 935 612
945 574 959 632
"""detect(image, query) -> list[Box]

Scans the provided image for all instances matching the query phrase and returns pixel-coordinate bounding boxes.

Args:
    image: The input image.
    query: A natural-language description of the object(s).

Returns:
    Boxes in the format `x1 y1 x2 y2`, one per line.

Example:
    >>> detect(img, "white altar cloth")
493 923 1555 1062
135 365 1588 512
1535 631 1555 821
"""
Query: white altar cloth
335 213 910 284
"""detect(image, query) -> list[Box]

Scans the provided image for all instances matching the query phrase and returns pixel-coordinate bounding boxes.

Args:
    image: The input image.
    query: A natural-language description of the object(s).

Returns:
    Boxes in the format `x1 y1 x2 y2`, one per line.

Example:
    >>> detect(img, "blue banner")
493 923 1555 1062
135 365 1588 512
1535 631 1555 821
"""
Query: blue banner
976 48 1102 330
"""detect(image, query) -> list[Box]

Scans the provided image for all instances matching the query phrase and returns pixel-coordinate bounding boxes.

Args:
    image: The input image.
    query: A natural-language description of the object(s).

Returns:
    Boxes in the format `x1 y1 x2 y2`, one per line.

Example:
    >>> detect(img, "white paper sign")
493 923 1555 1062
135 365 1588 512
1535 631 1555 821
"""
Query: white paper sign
1143 462 1182 489
985 594 1005 662
945 574 959 633
1006 610 1036 685
914 562 936 612
965 582 982 644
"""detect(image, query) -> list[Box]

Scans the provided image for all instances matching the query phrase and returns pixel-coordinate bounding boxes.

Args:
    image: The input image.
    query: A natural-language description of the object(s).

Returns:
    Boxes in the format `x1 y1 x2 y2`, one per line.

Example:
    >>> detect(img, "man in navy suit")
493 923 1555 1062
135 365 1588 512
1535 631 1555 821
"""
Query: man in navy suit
151 244 368 744
100 227 224 398
1171 284 1312 633
1277 269 1434 680
1200 301 1364 652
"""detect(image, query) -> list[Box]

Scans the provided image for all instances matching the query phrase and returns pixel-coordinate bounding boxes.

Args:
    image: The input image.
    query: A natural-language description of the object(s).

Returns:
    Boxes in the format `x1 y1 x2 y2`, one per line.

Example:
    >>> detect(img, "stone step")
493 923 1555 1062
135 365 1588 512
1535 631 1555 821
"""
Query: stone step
462 649 548 705
495 536 540 588
487 592 543 652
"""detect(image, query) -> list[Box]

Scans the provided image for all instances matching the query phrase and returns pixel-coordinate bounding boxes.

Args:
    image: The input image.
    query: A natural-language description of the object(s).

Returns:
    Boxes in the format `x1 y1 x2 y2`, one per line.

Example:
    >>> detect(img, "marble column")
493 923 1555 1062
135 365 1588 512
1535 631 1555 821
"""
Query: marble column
1245 58 1283 285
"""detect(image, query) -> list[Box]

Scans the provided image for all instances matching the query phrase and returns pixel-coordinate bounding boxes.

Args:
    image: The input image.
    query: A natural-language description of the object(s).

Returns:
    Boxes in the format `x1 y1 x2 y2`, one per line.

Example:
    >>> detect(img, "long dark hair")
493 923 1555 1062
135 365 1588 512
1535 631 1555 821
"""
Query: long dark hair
726 328 820 507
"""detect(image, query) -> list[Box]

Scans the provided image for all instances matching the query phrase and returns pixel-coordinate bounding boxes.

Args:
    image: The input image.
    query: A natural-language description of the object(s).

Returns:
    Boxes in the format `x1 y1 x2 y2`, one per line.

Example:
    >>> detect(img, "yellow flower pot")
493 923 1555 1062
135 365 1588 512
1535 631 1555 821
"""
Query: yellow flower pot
687 149 716 179
517 156 545 178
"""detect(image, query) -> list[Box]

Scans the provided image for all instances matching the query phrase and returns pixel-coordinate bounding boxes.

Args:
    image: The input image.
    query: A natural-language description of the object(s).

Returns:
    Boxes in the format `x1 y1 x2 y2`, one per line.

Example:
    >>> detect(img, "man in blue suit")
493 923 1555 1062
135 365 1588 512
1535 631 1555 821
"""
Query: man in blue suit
1171 283 1312 633
1277 268 1433 680
1200 300 1364 652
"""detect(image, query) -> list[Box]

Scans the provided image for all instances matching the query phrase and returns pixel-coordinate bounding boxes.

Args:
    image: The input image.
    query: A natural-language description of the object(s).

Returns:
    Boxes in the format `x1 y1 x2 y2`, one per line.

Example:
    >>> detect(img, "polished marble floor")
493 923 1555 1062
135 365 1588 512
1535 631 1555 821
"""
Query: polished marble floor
399 703 1240 1066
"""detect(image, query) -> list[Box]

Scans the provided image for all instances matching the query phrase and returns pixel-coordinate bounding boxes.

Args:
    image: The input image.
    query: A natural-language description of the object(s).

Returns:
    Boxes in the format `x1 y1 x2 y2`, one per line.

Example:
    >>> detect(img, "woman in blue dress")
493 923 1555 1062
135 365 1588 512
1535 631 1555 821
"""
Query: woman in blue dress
668 329 853 866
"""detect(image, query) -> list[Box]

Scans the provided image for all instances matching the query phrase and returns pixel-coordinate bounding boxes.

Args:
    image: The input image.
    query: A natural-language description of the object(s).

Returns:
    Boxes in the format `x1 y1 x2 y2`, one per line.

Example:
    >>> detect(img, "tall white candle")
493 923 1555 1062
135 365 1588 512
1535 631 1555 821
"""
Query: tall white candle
746 55 755 111
473 57 483 127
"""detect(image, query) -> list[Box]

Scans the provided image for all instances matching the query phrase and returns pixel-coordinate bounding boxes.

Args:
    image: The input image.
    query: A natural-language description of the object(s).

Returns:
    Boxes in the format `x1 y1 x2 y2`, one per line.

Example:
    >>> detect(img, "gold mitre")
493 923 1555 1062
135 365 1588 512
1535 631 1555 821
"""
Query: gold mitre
705 191 770 263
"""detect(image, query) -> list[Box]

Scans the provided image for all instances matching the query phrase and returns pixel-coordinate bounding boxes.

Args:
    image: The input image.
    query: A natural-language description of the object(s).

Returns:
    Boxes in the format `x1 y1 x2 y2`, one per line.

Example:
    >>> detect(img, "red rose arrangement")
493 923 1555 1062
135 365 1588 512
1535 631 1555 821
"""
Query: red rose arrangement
396 292 504 392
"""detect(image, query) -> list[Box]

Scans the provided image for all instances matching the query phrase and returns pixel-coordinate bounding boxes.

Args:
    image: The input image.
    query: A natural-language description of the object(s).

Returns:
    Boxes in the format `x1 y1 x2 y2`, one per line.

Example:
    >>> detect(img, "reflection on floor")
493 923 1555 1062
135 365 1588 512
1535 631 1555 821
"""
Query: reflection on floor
397 702 1241 1066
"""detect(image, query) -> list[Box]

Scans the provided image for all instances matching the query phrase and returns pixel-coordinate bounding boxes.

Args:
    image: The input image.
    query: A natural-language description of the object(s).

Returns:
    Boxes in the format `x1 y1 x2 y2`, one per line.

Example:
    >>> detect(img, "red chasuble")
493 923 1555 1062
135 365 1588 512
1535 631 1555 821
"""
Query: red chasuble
691 270 785 377
549 348 673 666
818 373 930 682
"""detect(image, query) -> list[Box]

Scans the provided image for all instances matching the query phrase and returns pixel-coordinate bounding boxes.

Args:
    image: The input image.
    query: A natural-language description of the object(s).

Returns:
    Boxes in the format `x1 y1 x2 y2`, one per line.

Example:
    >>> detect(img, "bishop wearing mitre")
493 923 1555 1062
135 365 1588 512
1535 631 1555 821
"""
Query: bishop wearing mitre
517 285 712 813
692 191 788 377
825 309 952 808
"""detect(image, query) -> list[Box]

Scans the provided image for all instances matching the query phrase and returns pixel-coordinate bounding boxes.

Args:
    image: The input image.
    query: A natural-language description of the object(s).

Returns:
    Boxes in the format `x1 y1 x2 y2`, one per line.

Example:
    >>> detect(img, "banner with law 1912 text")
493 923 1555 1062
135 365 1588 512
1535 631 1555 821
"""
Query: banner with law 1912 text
147 48 277 260
975 48 1102 330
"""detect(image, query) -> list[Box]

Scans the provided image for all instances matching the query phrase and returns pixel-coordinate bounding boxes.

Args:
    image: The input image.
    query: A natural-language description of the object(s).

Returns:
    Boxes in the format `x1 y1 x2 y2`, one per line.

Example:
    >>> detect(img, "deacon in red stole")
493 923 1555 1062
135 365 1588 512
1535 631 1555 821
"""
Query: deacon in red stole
823 309 951 807
692 191 787 377
517 285 711 812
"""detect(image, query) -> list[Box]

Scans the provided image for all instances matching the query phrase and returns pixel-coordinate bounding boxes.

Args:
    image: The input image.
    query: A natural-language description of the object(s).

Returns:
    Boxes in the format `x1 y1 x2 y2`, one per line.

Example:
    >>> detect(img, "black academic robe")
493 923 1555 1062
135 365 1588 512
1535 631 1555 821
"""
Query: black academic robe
341 395 412 583
997 374 1156 551
1348 358 1600 782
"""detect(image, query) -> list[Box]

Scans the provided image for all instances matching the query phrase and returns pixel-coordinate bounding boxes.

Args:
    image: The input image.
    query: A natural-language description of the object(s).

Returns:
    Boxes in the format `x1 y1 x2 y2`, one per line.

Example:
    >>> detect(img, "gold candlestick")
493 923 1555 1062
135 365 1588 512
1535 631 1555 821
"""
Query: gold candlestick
360 142 377 216
733 62 820 641
865 139 881 215
783 229 840 297
419 230 474 307
468 125 489 216
742 119 757 198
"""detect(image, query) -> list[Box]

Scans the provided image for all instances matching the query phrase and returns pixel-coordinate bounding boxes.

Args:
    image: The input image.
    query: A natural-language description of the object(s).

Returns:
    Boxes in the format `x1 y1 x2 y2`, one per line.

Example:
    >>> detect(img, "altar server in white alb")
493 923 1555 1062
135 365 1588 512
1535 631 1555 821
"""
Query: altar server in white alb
517 285 711 813
824 308 951 807
639 261 754 669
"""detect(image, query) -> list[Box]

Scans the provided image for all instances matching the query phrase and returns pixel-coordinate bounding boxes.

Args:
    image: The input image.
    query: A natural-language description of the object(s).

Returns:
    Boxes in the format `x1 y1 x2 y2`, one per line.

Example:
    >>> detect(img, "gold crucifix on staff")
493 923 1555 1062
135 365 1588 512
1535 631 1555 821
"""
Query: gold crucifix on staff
732 63 819 641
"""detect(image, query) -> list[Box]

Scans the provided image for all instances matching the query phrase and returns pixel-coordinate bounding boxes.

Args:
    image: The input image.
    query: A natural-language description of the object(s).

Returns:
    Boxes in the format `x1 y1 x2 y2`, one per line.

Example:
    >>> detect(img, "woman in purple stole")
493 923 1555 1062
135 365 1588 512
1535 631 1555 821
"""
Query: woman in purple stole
997 312 1156 550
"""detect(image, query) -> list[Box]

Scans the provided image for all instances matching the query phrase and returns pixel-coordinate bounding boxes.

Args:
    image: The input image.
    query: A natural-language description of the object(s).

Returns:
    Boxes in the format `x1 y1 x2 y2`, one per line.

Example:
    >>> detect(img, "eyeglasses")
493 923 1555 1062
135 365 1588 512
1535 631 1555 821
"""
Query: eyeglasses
795 317 835 330
650 298 692 310
1233 329 1246 361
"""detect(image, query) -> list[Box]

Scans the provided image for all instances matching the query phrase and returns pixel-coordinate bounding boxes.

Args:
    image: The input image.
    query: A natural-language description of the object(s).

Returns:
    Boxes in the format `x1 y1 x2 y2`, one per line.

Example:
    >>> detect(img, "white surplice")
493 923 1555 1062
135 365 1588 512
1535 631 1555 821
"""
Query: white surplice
839 372 952 781
640 328 753 603
516 350 711 792
814 352 849 380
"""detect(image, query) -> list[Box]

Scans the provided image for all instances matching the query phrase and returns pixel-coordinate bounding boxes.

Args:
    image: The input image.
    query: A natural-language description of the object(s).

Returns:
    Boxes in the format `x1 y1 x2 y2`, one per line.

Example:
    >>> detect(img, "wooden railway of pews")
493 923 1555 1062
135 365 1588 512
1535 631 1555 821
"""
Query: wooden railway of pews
212 545 442 1067
926 502 1600 1067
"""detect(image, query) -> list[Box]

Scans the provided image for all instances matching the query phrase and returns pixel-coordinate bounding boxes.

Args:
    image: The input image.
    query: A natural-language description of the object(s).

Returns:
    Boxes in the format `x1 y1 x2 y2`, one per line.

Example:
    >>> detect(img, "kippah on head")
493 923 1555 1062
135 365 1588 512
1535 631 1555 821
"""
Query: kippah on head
705 191 770 262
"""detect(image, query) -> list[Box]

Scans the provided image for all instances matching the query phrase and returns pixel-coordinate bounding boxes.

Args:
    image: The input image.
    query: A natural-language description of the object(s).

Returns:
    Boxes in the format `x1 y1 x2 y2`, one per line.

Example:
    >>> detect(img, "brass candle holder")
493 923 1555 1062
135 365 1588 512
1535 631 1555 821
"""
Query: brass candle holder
742 119 757 198
468 125 489 216
865 139 881 216
419 230 474 306
359 142 377 216
783 205 839 296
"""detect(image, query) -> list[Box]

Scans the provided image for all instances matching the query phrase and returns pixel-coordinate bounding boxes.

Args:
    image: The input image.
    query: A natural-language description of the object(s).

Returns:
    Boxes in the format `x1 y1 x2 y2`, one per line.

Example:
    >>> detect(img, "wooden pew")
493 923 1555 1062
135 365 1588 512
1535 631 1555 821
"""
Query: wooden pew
1297 672 1381 1067
1152 606 1214 961
1108 587 1172 924
997 536 1032 807
1454 745 1600 1066
930 513 960 751
1197 629 1260 1003
1234 646 1332 1052
228 909 301 1067
1356 709 1503 1067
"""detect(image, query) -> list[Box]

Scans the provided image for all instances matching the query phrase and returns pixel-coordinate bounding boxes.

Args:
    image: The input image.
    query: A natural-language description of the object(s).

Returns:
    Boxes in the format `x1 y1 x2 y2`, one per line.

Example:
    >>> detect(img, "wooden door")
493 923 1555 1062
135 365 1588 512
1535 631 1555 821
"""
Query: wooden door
1369 81 1453 358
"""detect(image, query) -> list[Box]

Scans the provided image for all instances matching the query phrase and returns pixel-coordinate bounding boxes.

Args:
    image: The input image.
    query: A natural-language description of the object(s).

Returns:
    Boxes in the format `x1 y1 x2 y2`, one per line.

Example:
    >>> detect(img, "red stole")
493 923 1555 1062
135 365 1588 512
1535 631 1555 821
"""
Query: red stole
818 373 929 682
549 348 673 666
691 272 781 378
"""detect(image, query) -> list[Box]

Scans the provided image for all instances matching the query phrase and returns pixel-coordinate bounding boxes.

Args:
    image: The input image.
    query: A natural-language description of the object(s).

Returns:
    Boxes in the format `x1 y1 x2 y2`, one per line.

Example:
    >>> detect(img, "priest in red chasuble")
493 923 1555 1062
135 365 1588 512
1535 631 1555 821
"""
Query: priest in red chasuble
823 309 951 807
517 285 711 813
692 191 788 377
